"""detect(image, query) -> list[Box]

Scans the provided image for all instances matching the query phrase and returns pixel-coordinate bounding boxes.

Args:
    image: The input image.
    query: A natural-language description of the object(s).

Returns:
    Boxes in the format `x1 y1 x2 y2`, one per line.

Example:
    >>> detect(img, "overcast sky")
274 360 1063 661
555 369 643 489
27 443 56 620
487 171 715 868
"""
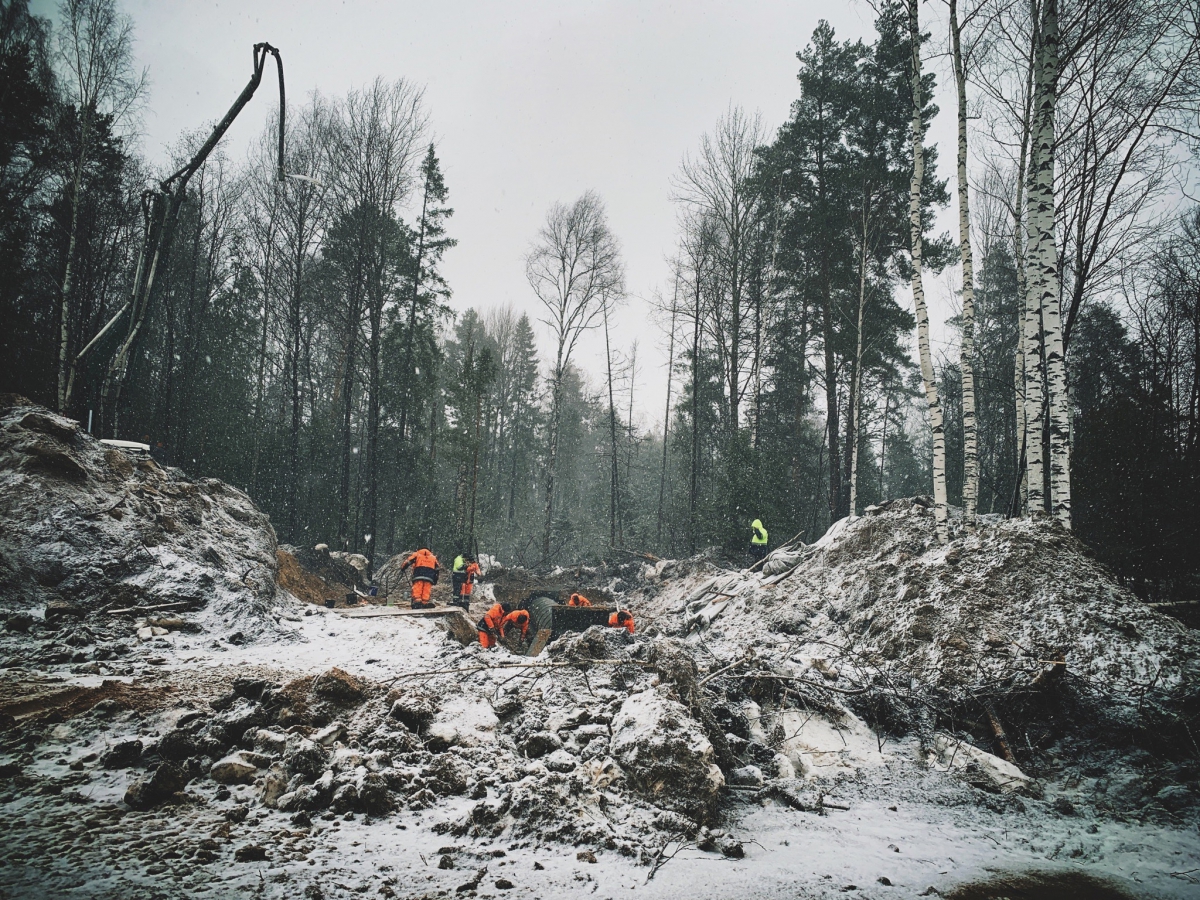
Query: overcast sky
35 0 965 429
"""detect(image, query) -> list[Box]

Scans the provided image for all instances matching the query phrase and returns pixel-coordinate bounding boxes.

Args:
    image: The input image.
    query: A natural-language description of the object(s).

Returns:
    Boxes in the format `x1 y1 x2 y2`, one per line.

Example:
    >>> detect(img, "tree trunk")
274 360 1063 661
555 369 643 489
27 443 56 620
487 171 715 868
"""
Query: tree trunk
58 134 89 413
1024 0 1050 518
604 303 620 548
849 197 870 518
689 276 701 554
541 343 565 564
657 280 678 550
951 0 979 526
1031 0 1071 527
906 0 949 542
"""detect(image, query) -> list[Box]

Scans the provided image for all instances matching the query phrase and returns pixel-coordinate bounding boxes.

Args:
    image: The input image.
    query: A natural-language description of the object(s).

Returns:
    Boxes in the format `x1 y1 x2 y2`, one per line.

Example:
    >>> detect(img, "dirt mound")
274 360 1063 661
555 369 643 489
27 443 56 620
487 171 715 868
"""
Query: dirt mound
0 404 279 638
275 549 346 606
651 498 1200 761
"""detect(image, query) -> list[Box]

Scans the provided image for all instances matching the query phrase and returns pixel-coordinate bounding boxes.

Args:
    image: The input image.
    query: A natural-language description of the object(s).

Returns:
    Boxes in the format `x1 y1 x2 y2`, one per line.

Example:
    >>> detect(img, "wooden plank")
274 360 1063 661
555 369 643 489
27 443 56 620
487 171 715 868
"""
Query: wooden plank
527 628 552 657
332 606 462 618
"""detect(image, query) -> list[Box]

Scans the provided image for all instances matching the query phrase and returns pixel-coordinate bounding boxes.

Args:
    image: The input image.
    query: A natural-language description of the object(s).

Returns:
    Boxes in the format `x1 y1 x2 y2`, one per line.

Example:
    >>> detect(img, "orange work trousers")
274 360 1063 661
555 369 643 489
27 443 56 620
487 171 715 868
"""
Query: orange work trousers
411 580 433 608
478 630 497 649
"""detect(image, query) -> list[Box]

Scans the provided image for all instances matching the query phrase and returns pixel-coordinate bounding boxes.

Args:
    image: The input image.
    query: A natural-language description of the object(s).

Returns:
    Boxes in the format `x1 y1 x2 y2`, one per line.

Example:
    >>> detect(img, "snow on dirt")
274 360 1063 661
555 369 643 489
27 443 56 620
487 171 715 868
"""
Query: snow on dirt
2 412 1198 899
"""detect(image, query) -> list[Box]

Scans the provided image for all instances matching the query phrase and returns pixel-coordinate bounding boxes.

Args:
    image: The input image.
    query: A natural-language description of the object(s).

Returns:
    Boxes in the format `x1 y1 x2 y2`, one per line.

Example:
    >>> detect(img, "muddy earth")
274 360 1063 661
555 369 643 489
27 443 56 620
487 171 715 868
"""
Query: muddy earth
1 406 1198 899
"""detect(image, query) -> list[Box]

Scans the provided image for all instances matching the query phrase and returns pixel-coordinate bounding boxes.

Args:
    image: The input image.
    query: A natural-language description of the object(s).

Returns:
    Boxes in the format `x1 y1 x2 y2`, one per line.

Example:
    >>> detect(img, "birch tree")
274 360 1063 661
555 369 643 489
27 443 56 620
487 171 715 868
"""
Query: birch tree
526 191 624 563
949 0 979 525
905 0 949 541
55 0 144 412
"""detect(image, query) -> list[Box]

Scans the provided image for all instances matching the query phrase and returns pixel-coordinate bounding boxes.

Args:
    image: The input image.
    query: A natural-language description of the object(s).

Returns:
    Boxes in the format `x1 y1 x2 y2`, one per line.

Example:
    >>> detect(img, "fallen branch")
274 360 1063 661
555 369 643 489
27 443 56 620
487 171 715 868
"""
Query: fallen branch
106 601 197 615
982 701 1016 763
698 649 756 687
734 672 869 695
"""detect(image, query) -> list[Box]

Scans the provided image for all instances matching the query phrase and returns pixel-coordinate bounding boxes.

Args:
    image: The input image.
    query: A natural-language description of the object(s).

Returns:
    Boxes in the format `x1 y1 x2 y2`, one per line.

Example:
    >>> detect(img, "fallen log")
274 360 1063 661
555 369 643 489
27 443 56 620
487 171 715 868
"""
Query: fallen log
982 700 1017 763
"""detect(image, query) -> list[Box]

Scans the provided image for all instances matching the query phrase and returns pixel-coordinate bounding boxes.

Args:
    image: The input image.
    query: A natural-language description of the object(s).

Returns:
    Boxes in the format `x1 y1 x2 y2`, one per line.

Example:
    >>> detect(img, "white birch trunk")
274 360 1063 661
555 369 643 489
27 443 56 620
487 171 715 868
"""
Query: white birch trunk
1034 0 1071 528
1014 349 1026 514
906 0 949 542
1022 7 1051 518
950 0 978 526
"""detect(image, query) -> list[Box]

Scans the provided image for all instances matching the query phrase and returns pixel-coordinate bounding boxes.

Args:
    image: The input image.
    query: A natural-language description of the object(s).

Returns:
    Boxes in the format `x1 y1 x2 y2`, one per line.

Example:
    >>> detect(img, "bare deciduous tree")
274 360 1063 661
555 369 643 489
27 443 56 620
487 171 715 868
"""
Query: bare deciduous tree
526 191 624 564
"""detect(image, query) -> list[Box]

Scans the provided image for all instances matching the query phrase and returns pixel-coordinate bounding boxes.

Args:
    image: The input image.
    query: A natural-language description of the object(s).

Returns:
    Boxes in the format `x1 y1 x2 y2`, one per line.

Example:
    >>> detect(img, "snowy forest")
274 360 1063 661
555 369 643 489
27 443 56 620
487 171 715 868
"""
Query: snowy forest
2 0 1199 606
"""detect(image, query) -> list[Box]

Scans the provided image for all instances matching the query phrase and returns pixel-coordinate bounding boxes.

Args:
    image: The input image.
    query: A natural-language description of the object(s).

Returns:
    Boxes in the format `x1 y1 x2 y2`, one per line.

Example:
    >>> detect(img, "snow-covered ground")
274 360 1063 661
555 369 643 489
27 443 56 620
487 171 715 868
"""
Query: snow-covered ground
3 597 1197 900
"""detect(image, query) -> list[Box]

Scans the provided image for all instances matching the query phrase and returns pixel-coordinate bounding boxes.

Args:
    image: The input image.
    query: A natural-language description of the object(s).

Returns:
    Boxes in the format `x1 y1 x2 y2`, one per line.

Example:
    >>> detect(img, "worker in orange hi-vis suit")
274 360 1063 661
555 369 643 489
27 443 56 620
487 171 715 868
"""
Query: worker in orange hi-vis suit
398 548 439 609
566 593 591 607
608 609 634 634
477 602 512 649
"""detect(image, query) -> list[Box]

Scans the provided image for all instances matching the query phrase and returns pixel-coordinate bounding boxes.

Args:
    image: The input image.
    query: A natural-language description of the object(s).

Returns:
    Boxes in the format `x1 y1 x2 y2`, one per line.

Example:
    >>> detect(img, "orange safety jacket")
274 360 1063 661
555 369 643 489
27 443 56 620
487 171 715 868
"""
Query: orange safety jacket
566 593 591 607
401 548 439 584
500 609 530 639
478 602 506 634
609 611 635 634
461 562 481 595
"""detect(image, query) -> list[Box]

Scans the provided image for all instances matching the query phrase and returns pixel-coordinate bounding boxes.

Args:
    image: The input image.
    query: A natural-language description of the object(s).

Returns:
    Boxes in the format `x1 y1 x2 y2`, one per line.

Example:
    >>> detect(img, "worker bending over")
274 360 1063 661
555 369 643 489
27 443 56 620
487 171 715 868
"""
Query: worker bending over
399 547 439 609
750 518 769 564
566 593 591 607
608 609 635 634
500 608 530 644
477 601 513 649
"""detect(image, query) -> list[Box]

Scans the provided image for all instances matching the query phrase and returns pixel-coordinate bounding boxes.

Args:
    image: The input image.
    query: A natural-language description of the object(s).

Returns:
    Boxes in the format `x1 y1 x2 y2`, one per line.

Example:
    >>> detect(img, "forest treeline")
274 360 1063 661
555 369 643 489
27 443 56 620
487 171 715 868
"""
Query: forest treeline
1 0 1198 604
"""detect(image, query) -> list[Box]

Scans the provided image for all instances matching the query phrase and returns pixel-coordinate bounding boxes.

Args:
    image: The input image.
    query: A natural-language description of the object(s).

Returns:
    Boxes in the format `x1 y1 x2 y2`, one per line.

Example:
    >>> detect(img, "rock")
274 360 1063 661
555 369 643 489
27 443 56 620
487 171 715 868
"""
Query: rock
284 735 328 779
234 845 268 862
232 677 271 699
495 879 514 890
390 692 439 731
576 850 597 863
210 751 260 784
439 855 455 869
312 722 345 747
253 729 288 755
543 749 578 773
728 765 764 787
101 739 143 769
519 731 563 759
757 779 824 812
124 761 189 810
225 805 249 823
136 626 153 641
717 836 744 859
931 734 1032 795
260 766 289 807
358 772 393 815
330 783 359 813
156 729 197 761
427 696 499 749
313 667 366 703
608 688 724 822
4 613 34 633
44 599 84 624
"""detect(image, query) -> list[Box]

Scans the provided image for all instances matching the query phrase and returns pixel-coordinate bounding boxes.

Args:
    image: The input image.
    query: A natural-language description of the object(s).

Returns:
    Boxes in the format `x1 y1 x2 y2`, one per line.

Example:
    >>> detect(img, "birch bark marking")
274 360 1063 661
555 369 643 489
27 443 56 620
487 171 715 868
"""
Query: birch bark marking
950 0 978 526
1033 0 1071 527
1022 5 1051 513
906 0 949 542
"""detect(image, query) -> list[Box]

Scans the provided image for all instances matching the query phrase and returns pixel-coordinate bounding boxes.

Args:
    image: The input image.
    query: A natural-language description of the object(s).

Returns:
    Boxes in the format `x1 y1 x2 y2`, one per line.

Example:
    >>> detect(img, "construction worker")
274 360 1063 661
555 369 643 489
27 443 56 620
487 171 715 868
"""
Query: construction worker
456 558 481 610
500 608 530 644
566 592 591 607
608 609 635 634
477 601 513 649
451 552 467 602
399 547 440 609
750 518 769 564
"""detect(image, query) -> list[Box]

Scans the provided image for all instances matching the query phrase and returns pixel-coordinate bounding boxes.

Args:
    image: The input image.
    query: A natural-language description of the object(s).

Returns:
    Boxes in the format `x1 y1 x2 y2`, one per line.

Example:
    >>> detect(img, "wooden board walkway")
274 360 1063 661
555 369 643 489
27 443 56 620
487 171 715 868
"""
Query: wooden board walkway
332 605 467 619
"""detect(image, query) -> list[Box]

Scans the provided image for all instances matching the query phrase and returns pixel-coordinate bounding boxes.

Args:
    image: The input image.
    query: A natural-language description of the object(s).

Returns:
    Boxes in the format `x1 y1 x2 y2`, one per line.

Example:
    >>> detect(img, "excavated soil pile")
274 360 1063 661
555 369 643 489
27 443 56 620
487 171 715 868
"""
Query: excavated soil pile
0 402 279 637
651 498 1200 762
